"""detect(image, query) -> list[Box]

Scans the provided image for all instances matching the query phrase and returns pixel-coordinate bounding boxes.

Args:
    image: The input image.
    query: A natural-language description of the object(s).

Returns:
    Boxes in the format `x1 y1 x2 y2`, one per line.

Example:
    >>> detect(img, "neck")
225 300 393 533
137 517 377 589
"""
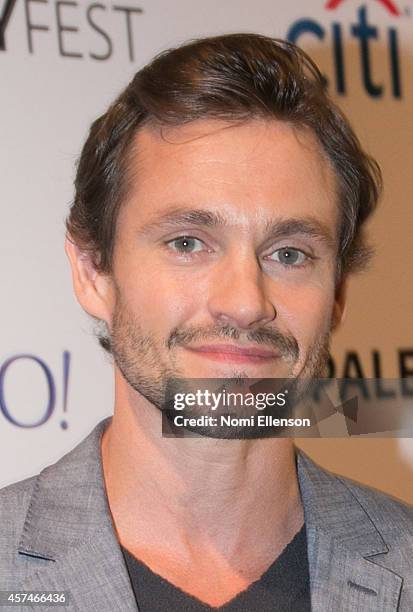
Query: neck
101 379 304 570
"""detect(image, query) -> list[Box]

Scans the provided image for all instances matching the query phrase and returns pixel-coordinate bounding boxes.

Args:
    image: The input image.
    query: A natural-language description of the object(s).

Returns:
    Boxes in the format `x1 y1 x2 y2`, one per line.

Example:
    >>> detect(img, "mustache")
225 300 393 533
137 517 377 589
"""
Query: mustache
167 323 299 362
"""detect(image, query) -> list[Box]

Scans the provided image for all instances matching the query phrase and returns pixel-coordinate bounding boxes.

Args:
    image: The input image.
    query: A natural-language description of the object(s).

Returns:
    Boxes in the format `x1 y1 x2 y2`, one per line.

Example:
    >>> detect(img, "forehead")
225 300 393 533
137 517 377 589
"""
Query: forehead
120 118 338 234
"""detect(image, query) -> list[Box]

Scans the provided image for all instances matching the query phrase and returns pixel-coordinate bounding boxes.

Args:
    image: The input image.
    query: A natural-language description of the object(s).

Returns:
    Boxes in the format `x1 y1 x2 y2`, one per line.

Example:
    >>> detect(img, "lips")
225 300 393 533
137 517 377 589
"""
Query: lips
184 343 280 363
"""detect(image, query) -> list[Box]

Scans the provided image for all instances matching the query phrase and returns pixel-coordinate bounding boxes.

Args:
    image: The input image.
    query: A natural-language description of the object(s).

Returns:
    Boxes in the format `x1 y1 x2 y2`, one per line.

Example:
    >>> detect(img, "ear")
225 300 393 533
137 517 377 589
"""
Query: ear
332 275 348 331
65 236 115 324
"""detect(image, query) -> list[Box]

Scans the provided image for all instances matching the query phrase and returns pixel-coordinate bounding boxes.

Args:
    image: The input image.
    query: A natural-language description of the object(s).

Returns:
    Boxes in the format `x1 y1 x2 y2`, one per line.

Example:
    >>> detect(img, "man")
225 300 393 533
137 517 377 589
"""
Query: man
1 33 412 611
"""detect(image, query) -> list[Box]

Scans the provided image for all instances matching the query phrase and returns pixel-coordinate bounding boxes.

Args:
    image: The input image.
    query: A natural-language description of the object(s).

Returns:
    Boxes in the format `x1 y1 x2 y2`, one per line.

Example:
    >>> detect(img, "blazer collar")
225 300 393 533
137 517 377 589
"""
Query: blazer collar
296 450 388 557
19 417 113 562
296 450 403 611
18 419 403 611
18 418 137 611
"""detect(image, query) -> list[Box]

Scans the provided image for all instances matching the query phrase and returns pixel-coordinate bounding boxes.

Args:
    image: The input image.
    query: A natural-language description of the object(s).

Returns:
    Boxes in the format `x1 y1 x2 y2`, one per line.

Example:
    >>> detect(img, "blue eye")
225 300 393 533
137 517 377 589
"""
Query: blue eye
269 247 308 266
167 236 205 254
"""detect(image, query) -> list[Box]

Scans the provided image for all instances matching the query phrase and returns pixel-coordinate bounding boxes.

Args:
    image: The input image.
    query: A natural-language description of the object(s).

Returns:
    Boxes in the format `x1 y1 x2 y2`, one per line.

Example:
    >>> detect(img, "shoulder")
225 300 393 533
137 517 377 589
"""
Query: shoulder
0 475 41 585
0 475 38 542
0 419 111 579
0 418 110 520
335 470 413 534
296 449 413 536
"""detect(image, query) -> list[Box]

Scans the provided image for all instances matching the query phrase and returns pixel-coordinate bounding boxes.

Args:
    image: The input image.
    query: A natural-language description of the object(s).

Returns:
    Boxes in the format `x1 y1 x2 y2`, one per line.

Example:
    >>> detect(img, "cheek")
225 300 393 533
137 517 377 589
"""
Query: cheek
275 283 336 347
114 261 200 333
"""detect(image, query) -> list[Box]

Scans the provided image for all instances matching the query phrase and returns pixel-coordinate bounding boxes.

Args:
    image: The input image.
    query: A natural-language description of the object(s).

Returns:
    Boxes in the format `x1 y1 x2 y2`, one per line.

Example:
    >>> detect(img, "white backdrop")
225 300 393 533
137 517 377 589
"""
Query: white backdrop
1 0 412 501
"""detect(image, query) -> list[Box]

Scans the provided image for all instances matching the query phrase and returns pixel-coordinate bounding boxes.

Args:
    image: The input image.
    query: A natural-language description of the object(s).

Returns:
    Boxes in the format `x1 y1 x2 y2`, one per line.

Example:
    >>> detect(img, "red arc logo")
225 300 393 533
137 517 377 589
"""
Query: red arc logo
325 0 401 15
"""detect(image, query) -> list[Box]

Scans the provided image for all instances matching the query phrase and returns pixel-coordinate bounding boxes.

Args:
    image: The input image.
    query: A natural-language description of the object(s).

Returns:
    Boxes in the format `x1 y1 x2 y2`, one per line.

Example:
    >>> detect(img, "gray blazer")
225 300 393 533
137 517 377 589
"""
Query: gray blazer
1 418 412 611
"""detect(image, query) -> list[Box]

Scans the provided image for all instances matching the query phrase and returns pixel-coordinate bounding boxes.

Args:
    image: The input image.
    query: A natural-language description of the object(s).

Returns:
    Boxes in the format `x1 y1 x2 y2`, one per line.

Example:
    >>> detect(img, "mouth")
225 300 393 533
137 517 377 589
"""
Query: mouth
184 343 281 364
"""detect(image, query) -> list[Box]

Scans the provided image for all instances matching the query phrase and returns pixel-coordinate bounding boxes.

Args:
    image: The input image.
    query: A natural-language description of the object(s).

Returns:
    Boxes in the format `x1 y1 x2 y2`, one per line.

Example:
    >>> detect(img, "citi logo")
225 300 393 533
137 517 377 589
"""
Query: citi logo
287 2 407 98
326 0 402 16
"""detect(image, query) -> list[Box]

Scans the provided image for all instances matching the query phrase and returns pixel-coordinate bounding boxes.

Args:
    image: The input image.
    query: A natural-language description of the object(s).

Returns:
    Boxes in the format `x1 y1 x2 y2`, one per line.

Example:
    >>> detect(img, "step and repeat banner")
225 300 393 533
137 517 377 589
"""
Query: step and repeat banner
1 0 412 500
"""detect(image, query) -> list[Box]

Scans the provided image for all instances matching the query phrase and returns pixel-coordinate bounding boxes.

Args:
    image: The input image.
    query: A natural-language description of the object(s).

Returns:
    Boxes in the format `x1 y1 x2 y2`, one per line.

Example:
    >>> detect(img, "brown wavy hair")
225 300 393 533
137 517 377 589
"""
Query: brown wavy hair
66 33 381 280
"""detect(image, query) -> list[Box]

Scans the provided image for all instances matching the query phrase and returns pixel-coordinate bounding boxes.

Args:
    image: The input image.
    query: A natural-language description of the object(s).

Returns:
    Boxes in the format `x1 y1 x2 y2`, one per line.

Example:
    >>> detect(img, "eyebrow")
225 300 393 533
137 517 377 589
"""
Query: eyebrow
263 217 336 248
137 207 335 248
137 208 229 234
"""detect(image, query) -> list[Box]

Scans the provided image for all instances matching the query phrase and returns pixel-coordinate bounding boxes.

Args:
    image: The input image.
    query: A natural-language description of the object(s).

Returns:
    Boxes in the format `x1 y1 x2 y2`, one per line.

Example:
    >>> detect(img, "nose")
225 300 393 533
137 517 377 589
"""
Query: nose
206 254 277 330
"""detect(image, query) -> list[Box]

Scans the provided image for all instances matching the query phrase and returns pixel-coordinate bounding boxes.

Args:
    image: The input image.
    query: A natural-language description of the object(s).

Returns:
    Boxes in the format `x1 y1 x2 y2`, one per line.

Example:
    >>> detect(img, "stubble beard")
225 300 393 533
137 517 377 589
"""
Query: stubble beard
108 296 332 436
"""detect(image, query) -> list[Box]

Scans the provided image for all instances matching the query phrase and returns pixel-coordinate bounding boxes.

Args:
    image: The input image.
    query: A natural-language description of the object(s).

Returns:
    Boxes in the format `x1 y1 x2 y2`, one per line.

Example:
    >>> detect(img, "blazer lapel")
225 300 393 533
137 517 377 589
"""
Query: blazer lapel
19 523 136 611
17 418 137 611
297 451 403 612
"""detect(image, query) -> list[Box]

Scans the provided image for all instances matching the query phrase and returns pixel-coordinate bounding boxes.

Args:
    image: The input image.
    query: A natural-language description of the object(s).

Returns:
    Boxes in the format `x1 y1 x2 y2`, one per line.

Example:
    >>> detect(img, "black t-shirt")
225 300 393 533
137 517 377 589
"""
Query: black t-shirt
121 524 311 611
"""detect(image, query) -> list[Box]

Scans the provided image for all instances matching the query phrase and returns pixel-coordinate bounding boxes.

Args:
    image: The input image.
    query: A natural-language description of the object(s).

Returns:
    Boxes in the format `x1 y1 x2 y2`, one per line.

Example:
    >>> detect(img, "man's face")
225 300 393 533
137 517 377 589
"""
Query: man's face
105 119 342 406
